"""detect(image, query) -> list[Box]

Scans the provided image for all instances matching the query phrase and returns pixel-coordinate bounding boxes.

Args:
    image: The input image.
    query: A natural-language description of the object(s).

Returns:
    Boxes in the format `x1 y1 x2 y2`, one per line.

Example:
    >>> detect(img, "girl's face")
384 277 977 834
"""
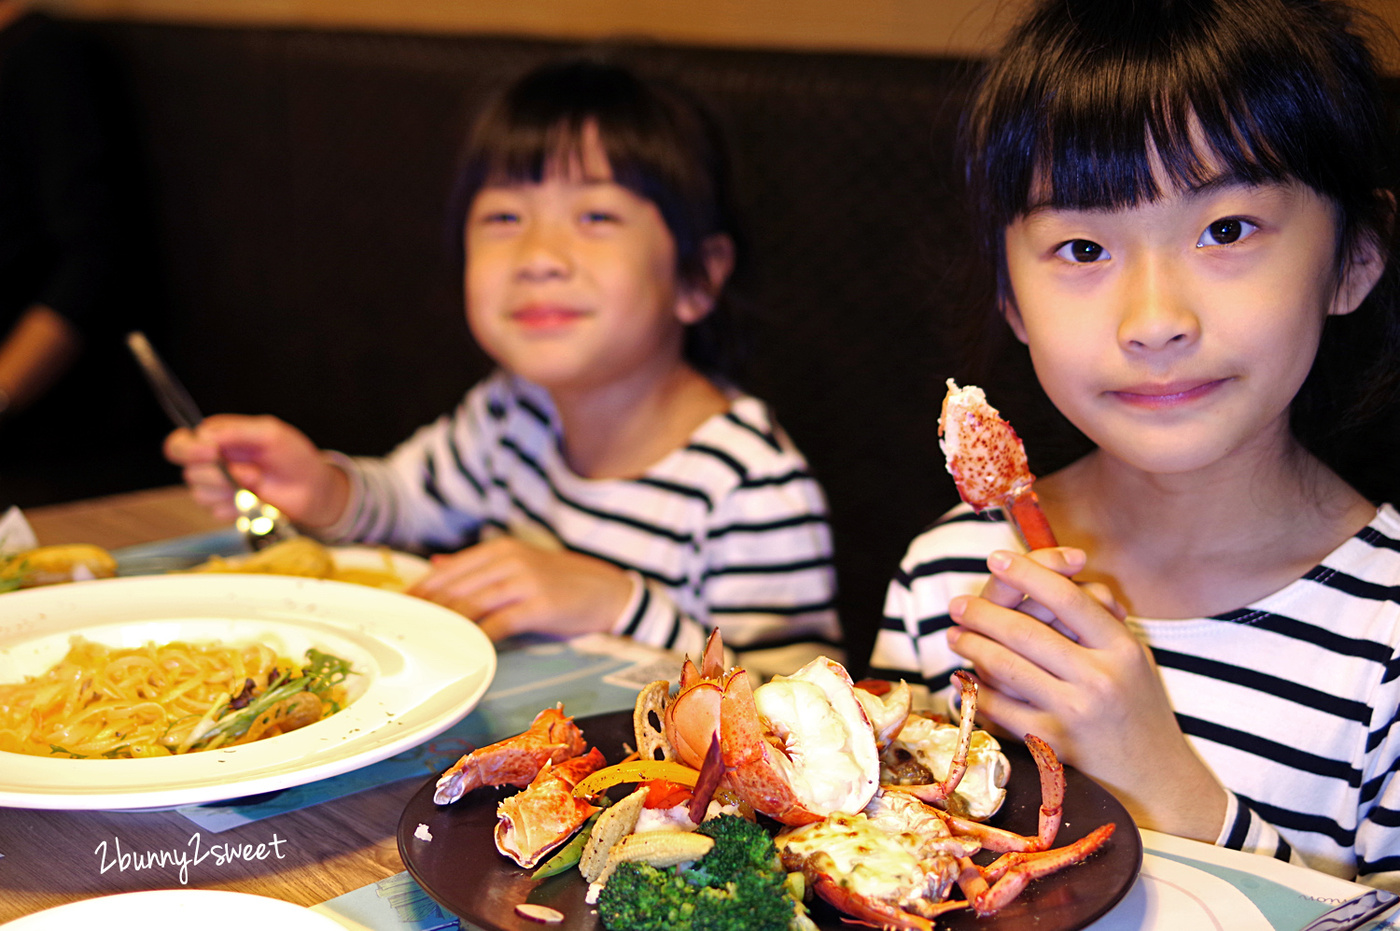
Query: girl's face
1001 168 1379 477
464 123 714 396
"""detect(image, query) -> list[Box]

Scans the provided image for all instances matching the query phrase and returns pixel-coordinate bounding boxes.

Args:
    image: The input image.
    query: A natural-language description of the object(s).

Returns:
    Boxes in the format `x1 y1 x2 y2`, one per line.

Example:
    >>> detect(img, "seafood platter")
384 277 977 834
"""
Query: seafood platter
398 631 1142 931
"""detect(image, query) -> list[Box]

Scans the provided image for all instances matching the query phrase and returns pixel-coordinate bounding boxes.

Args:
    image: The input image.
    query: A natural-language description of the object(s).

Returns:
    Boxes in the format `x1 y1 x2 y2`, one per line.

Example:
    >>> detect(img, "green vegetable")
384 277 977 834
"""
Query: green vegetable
185 648 354 751
596 814 794 931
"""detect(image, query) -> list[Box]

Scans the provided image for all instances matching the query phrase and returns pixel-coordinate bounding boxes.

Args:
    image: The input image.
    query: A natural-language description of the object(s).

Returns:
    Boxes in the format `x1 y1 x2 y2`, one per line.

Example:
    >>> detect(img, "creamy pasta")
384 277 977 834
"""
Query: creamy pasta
0 636 353 759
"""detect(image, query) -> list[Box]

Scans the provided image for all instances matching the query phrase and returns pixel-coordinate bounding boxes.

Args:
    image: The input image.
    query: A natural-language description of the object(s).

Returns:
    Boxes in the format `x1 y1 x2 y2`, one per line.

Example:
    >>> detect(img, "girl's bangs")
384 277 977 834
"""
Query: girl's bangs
974 2 1364 225
1016 79 1296 217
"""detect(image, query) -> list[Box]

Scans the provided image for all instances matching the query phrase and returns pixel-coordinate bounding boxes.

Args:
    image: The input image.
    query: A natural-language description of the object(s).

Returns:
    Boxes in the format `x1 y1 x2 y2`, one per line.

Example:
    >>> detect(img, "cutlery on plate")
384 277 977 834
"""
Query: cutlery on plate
1300 888 1399 931
126 330 296 552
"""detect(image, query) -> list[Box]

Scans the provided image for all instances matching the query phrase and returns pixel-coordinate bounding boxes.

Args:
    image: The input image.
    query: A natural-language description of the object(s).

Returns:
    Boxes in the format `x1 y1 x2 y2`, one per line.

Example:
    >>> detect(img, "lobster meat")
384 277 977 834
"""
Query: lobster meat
941 379 1057 550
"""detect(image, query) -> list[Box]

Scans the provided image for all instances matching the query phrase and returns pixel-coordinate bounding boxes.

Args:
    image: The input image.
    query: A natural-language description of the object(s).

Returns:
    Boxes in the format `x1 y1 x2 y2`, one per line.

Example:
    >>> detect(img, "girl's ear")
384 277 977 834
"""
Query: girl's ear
675 234 736 325
1001 294 1030 344
1330 193 1393 317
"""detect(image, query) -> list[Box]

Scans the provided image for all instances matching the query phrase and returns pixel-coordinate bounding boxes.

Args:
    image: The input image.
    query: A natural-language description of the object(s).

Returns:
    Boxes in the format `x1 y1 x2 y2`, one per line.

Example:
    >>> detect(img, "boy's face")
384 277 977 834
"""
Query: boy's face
999 159 1378 477
463 122 712 397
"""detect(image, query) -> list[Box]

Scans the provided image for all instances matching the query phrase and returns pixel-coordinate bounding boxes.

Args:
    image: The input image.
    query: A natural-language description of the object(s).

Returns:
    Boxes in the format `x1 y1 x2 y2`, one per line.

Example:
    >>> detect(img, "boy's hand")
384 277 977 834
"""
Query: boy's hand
162 414 348 528
407 537 634 641
946 549 1228 843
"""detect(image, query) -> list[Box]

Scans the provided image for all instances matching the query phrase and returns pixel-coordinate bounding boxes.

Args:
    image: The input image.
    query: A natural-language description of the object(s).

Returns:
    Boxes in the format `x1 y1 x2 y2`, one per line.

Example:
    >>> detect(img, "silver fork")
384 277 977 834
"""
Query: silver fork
126 330 297 551
1299 888 1398 931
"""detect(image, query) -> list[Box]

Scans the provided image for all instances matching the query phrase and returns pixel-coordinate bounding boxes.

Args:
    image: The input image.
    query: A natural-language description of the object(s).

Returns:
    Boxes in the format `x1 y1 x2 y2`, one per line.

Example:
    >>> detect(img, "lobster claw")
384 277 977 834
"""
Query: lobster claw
434 705 587 805
494 748 607 868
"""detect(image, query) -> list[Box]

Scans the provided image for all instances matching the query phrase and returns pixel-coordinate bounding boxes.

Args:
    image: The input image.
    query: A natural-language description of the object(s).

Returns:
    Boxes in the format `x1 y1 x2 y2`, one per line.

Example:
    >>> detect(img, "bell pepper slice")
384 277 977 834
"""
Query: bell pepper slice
571 759 699 798
643 779 693 810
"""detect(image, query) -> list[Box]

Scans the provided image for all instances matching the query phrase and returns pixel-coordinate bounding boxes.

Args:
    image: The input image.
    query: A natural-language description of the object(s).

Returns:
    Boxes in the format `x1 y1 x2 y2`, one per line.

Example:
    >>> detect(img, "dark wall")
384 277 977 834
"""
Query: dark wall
11 21 1400 672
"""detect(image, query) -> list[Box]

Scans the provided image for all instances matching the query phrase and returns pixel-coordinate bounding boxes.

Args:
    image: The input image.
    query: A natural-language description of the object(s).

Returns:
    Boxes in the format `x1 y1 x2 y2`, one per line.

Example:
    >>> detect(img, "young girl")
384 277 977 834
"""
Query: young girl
870 0 1400 889
166 58 841 675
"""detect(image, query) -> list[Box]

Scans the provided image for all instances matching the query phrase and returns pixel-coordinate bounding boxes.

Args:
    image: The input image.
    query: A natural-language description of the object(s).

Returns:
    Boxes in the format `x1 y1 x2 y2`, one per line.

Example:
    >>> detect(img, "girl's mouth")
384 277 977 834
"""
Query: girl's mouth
1108 378 1231 409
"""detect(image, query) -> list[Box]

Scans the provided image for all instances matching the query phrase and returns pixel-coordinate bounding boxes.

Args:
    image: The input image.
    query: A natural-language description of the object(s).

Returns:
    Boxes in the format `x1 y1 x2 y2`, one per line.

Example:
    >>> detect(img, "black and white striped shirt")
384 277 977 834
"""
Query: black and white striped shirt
870 502 1400 890
324 372 841 672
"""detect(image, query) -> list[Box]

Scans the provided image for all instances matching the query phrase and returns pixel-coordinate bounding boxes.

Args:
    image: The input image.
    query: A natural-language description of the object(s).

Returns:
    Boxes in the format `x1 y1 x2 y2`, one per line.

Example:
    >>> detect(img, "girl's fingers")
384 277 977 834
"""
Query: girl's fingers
960 677 1043 740
978 547 1086 608
1081 581 1128 621
949 599 1079 696
983 550 1123 647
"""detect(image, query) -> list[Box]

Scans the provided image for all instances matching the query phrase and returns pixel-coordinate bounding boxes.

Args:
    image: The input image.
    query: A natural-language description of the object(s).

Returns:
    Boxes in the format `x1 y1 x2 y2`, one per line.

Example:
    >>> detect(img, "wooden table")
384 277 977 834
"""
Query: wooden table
0 486 424 924
0 780 418 923
25 484 226 550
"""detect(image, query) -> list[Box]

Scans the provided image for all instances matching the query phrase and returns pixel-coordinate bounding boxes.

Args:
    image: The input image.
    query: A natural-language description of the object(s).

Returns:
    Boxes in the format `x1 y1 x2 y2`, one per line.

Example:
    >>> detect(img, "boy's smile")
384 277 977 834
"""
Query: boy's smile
1000 171 1376 476
509 303 592 333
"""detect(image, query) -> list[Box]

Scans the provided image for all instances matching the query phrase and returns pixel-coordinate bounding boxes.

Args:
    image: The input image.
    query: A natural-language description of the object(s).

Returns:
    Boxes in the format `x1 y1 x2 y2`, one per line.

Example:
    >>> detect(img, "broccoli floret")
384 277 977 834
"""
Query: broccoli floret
688 813 782 884
597 861 696 930
596 815 792 931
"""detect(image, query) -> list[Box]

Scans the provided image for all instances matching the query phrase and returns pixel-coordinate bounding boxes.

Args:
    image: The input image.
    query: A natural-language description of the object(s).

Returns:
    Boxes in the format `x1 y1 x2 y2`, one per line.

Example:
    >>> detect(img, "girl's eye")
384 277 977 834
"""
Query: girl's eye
1197 217 1257 247
580 210 621 225
1053 239 1108 263
478 210 519 225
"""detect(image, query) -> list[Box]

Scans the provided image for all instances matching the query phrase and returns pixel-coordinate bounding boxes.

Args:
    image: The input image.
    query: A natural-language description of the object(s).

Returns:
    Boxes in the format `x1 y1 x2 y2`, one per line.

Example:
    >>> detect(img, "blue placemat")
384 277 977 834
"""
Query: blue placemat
314 871 460 930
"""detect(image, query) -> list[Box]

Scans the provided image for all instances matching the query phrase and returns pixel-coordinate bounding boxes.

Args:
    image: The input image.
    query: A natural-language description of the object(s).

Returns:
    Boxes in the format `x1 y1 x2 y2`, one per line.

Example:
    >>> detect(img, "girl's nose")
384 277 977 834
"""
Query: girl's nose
515 221 571 280
1117 260 1199 352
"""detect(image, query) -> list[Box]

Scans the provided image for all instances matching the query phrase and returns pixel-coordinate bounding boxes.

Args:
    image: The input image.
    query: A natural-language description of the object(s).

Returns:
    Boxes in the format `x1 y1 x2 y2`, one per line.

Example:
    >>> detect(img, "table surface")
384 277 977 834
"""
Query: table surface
25 484 226 550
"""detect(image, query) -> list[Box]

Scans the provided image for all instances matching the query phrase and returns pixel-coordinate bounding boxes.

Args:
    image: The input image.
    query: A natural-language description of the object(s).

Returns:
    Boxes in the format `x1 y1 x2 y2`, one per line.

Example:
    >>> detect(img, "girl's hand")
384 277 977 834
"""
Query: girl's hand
162 414 348 528
407 537 634 641
976 547 1126 640
947 549 1228 842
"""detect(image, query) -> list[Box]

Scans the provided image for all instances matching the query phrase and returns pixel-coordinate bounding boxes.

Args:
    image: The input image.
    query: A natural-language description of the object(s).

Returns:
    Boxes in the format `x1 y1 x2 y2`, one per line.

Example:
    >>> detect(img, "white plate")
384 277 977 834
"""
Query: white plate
328 544 431 588
0 573 495 810
188 544 431 589
0 889 346 929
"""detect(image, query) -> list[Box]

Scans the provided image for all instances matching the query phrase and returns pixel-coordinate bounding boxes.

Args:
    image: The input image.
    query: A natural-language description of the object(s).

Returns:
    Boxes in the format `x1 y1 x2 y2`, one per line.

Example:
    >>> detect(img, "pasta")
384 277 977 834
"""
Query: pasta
0 636 354 759
191 536 408 590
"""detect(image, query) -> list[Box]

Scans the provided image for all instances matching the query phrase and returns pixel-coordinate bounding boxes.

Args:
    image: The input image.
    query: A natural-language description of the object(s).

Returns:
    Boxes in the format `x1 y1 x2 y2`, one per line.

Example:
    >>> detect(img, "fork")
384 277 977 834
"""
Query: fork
1299 888 1399 931
125 330 297 552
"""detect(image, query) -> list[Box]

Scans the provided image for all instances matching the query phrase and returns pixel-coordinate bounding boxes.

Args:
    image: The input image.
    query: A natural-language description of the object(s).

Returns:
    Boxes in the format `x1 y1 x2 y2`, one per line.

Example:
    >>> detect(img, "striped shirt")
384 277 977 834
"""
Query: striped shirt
323 371 841 672
869 502 1400 891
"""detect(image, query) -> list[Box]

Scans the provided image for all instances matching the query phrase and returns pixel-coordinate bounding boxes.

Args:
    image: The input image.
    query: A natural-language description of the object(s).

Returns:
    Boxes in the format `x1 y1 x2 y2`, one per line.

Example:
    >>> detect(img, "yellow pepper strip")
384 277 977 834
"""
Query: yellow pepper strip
571 759 700 798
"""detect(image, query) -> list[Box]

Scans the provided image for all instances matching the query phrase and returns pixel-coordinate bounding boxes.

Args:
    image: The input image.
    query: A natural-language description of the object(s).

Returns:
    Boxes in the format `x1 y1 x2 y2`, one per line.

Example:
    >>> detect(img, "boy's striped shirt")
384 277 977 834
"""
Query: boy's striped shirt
321 372 841 673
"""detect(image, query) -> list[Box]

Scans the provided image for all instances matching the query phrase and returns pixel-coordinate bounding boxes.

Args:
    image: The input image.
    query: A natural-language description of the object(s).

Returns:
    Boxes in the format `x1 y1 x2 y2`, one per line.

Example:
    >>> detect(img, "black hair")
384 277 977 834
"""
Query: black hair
449 55 746 380
960 0 1400 462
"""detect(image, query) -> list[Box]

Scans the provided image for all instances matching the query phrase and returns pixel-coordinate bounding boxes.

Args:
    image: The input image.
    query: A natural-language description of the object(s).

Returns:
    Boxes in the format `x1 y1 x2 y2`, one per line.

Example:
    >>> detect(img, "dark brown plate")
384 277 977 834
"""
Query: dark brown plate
397 710 1142 931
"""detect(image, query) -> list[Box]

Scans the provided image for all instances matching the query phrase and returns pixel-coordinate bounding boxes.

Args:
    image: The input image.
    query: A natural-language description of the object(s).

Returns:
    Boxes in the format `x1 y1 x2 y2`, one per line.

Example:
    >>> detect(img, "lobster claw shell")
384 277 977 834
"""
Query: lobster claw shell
434 705 588 805
494 747 606 868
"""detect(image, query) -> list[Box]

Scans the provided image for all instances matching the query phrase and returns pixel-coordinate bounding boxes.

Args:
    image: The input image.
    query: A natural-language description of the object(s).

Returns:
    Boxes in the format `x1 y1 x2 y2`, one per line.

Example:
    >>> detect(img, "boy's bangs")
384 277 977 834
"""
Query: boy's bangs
473 116 595 187
469 81 673 189
470 110 700 252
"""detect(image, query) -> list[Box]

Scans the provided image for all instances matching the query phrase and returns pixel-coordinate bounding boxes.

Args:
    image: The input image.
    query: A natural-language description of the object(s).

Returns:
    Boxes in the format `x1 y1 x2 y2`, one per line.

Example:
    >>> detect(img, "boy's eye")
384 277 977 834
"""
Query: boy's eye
1197 217 1257 247
580 210 621 225
1054 239 1108 263
478 210 519 225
